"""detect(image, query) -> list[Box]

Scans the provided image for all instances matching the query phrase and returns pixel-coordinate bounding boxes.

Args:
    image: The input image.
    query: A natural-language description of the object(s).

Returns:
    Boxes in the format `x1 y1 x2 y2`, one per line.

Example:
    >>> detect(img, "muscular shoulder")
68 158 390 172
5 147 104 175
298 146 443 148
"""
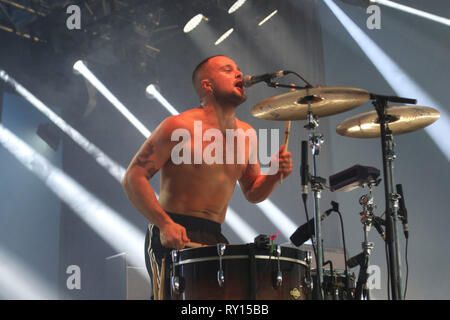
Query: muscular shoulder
157 110 196 135
162 108 203 129
235 117 256 133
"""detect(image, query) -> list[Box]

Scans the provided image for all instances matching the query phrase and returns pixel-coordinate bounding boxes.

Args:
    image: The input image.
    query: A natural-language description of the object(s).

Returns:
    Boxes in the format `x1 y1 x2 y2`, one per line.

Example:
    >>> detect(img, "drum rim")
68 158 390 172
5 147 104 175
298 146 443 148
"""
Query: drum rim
173 254 309 267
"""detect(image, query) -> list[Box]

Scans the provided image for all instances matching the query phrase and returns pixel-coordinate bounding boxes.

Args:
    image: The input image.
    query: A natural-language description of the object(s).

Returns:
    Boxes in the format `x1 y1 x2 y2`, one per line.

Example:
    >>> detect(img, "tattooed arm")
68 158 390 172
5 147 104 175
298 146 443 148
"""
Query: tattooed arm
122 116 190 249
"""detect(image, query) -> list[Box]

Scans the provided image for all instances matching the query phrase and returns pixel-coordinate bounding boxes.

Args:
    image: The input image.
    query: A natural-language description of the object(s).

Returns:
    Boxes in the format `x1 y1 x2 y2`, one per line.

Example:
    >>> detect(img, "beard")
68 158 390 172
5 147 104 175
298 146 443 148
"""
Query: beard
213 87 247 107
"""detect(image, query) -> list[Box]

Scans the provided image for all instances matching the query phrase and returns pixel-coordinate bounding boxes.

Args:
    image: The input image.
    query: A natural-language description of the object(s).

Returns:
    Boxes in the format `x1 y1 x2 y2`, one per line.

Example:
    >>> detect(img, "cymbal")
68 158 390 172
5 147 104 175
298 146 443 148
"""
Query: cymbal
251 86 370 121
336 106 440 138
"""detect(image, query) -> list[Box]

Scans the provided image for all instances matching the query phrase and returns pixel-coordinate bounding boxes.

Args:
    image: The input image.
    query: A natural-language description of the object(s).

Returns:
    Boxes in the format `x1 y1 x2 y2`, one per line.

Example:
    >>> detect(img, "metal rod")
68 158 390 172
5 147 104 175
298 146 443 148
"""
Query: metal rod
374 98 403 300
311 147 324 299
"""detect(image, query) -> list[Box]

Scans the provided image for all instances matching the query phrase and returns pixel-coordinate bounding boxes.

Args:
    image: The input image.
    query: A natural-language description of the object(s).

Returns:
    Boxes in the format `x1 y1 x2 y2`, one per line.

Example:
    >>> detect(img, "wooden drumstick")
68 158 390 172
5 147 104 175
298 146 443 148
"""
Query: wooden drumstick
185 241 207 248
159 258 166 300
280 120 291 184
151 258 159 300
280 84 297 184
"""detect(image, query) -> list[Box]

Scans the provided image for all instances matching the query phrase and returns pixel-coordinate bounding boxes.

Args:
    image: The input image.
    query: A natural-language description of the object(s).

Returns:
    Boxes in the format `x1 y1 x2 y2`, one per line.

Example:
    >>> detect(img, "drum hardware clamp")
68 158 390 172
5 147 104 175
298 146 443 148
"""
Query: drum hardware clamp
305 251 314 292
171 250 182 295
274 245 283 288
217 243 226 287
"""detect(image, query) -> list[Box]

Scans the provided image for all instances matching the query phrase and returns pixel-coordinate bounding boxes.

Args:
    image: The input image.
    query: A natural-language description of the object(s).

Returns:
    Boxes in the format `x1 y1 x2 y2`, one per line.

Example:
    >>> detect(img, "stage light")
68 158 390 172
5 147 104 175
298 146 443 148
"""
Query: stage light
146 84 179 116
183 14 208 33
370 0 450 27
215 28 234 46
0 125 148 278
0 246 57 299
0 69 126 182
228 0 247 14
145 83 160 100
73 60 152 138
258 10 278 26
324 0 450 161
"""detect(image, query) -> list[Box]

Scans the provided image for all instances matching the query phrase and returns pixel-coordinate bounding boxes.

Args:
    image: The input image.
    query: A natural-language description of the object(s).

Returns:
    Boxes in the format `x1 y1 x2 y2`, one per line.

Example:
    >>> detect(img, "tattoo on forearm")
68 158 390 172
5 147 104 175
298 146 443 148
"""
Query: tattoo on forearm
131 143 158 178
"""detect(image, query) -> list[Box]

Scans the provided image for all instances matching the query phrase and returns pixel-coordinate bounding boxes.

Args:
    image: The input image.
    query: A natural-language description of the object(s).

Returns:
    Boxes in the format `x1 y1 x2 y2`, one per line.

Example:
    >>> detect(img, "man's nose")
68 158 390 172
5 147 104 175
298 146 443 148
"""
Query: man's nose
236 71 243 79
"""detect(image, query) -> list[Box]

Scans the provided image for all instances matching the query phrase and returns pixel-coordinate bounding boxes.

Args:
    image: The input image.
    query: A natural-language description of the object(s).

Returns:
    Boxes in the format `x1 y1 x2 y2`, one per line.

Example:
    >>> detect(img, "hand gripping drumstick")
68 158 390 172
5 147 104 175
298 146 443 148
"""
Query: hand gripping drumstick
280 120 291 184
280 84 295 184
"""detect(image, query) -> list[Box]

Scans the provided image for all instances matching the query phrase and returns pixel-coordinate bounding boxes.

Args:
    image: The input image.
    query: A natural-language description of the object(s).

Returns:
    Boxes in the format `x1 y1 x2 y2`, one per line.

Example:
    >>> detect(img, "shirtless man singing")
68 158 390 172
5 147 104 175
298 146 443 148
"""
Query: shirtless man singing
122 55 293 295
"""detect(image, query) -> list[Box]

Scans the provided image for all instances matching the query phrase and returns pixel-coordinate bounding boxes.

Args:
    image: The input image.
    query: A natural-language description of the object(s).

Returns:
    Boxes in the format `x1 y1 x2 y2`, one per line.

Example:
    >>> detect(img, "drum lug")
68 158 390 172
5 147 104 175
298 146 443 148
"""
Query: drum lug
171 250 184 295
217 243 226 287
217 243 226 256
171 276 180 294
306 276 314 291
305 251 312 265
171 250 178 263
274 245 283 288
275 271 283 288
217 270 225 287
171 275 185 294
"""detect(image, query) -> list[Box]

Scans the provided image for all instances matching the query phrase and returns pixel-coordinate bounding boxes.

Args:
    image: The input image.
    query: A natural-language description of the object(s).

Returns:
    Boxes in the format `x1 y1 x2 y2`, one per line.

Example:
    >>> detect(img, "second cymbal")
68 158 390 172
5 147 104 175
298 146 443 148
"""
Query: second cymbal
251 86 370 121
336 106 440 138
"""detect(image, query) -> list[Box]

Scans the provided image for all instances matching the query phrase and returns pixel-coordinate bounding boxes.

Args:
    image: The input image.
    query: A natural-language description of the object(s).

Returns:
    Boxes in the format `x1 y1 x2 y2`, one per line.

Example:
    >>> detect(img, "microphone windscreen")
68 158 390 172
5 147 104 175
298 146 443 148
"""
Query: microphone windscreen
290 219 315 246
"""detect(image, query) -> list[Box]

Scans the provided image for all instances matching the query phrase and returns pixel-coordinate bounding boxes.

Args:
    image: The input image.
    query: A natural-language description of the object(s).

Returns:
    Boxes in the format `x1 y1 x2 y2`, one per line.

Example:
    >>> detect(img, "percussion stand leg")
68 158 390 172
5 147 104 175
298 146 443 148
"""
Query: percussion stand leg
305 110 326 300
373 98 403 300
355 221 374 300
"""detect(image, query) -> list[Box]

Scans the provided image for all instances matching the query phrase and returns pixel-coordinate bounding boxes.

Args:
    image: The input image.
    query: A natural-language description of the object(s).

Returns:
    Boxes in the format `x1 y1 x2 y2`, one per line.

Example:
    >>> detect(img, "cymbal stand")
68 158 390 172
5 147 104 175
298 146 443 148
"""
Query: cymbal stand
303 93 327 300
370 94 415 300
266 78 327 299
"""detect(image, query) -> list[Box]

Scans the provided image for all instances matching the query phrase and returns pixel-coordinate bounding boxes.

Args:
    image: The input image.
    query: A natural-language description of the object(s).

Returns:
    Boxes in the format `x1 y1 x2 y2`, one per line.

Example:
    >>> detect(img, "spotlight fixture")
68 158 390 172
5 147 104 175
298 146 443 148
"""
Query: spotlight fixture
183 14 209 33
72 59 87 75
258 10 278 26
145 83 160 100
146 84 179 116
214 28 234 45
228 0 247 14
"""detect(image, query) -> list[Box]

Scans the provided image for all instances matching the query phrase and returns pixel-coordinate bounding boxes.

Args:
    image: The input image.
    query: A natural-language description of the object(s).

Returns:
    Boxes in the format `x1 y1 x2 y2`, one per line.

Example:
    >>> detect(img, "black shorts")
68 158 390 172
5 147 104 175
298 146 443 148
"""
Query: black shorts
144 212 229 299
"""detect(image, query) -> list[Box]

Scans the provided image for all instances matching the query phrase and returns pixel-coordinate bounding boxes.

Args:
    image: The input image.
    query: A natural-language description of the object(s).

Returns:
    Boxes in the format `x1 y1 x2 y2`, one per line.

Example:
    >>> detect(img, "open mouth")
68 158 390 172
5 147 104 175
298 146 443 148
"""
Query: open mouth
235 81 244 90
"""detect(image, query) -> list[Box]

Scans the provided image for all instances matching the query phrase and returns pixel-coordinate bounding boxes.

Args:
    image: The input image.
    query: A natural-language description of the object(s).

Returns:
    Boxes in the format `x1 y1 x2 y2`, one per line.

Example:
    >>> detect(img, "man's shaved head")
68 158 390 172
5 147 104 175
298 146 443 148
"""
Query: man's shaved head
192 55 225 86
191 55 246 106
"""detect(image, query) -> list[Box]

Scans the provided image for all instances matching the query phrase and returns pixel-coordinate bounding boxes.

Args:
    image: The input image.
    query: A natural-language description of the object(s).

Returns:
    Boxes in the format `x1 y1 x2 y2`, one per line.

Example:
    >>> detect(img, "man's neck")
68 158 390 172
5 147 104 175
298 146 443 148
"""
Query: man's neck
202 102 237 132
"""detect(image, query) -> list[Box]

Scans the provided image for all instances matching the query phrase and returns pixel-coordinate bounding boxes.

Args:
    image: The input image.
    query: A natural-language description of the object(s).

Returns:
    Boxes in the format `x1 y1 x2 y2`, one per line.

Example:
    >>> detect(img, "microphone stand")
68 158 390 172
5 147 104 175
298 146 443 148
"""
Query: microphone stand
267 77 326 300
369 93 416 300
300 91 326 300
354 188 377 300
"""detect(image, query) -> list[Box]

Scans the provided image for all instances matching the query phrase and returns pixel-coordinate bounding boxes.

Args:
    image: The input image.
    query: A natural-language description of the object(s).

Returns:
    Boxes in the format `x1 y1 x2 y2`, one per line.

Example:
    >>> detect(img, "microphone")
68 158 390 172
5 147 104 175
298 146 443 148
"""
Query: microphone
242 70 288 88
301 140 309 197
290 208 333 246
396 184 409 239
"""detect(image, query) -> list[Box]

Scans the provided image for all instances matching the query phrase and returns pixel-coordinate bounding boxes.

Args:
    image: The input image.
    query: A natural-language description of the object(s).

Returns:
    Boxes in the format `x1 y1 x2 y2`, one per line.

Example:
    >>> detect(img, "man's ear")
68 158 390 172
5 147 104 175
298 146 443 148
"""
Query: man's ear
201 79 213 93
